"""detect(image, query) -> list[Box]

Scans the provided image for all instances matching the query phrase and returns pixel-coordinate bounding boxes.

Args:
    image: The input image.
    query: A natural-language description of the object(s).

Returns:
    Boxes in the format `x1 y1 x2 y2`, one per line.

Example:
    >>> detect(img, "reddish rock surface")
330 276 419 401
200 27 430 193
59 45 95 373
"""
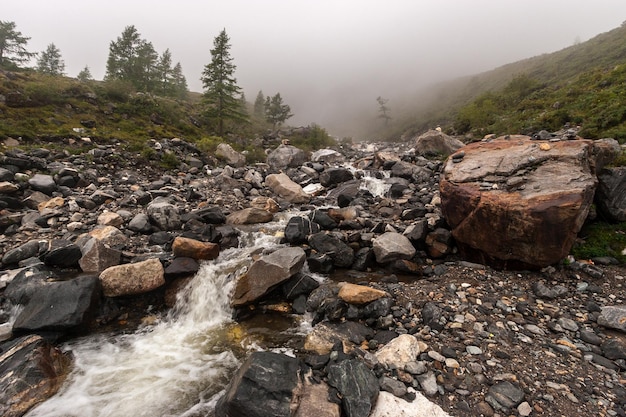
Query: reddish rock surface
440 136 597 268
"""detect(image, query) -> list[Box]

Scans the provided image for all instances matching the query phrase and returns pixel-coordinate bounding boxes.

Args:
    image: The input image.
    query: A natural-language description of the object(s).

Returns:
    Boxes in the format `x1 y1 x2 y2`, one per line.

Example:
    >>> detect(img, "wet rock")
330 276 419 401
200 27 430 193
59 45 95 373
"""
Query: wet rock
226 207 273 225
311 149 345 165
327 358 379 417
281 273 320 300
171 236 219 260
425 228 453 258
485 381 525 411
164 257 199 277
532 281 568 299
370 391 451 417
12 275 101 334
372 232 416 264
250 196 279 213
265 172 311 204
99 258 165 297
422 302 444 331
597 305 626 332
188 206 226 224
0 335 71 417
231 247 306 307
309 210 338 230
284 216 321 244
215 143 246 167
215 351 302 417
440 136 597 268
266 144 307 171
308 232 354 268
338 283 388 305
320 168 354 188
0 181 19 193
147 197 182 231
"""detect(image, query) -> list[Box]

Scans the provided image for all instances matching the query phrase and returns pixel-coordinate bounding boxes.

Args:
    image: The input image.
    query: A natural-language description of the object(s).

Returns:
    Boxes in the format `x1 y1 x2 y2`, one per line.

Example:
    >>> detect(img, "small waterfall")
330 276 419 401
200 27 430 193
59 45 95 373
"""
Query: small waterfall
26 228 287 417
360 170 392 198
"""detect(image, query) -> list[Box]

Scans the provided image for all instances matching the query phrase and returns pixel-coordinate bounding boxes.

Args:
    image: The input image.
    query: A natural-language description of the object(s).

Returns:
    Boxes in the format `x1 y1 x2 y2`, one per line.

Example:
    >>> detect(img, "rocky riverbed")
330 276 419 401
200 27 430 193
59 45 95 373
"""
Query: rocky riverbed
0 130 625 417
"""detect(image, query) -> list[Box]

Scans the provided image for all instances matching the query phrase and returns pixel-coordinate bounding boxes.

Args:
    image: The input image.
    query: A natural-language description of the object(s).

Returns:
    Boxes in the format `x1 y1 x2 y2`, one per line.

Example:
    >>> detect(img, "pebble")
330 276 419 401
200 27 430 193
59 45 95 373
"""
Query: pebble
466 346 483 355
517 401 532 416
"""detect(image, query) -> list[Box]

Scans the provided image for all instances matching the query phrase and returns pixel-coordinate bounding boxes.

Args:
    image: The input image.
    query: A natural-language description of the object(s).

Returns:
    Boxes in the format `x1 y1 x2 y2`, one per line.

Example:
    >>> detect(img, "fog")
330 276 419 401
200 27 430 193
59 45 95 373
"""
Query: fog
6 1 626 138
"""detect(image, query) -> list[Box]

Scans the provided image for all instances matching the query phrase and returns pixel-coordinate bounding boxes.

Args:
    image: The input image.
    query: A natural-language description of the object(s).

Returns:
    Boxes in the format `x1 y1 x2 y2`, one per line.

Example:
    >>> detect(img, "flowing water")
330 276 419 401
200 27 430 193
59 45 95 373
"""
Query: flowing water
24 172 391 417
26 223 303 417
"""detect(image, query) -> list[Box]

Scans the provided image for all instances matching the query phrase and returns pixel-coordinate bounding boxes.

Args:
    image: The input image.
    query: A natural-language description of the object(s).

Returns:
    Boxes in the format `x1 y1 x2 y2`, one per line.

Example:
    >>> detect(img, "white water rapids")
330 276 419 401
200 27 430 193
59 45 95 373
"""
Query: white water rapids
26 228 289 417
24 172 393 417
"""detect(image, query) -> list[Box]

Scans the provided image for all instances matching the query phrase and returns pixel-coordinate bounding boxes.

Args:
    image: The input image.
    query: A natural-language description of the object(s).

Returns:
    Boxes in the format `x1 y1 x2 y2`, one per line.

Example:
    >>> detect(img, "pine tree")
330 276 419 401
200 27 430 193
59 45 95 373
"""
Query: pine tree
253 90 265 117
0 20 37 69
170 62 188 99
36 43 65 75
201 29 246 136
264 93 293 130
105 25 158 92
77 65 93 82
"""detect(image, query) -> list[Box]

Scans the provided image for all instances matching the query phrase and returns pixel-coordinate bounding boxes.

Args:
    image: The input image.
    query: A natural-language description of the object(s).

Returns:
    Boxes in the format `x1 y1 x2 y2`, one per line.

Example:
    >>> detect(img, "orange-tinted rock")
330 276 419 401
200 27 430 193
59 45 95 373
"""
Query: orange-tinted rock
172 236 219 260
440 136 597 269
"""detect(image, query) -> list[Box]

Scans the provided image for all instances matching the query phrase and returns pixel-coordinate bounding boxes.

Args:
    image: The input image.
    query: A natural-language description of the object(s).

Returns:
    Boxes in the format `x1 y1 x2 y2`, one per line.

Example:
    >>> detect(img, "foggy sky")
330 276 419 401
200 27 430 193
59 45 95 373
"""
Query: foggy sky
5 1 626 136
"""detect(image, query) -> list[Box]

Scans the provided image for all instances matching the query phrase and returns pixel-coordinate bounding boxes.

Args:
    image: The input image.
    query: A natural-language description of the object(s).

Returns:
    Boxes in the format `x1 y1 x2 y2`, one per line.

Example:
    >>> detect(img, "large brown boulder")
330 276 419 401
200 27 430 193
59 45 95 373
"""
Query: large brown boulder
414 129 465 157
440 136 598 269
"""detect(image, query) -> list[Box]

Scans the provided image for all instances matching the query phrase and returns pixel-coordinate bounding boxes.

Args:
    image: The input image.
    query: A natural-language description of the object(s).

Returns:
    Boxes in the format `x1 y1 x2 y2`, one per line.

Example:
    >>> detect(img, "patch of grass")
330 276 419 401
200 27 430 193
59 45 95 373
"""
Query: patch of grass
572 221 626 263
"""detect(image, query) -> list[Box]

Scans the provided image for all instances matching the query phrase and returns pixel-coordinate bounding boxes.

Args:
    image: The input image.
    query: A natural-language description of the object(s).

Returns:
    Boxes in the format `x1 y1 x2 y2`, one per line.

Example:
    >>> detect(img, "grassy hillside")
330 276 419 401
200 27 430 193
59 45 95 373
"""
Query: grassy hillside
0 70 335 162
392 22 626 142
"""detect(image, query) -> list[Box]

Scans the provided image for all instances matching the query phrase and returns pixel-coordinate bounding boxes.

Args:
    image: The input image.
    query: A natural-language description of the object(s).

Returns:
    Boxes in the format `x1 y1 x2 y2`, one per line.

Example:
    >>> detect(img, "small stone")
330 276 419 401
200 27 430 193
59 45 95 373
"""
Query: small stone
428 350 446 362
416 371 438 396
518 401 532 416
466 345 483 355
557 317 579 332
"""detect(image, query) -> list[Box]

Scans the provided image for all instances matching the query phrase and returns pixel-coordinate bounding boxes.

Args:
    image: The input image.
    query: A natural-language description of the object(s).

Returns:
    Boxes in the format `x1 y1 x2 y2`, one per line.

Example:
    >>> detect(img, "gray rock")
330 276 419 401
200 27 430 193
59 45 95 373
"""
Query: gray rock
532 281 568 299
598 305 626 332
557 317 579 332
215 143 246 167
601 338 626 360
28 173 57 195
485 381 525 411
0 167 14 181
284 216 321 244
265 172 310 204
327 358 379 417
2 239 43 265
308 232 354 268
231 247 306 307
596 166 626 222
379 376 407 397
372 232 416 264
226 207 273 225
215 351 301 417
13 275 101 334
413 129 464 157
320 167 354 188
267 144 307 171
147 197 181 231
416 371 438 396
78 238 121 273
127 213 153 233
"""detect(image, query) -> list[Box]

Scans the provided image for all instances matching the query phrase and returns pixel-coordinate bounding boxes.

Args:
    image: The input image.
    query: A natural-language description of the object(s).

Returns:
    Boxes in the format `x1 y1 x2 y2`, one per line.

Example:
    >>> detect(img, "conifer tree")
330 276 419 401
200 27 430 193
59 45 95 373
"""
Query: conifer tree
36 43 65 75
264 93 293 129
253 90 265 117
77 65 93 82
0 20 36 68
201 29 246 136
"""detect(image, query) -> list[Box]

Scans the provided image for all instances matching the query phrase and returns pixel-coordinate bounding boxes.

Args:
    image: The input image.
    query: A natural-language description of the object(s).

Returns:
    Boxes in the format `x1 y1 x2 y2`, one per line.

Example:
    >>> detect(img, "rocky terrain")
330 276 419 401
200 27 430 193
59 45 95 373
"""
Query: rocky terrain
0 130 625 417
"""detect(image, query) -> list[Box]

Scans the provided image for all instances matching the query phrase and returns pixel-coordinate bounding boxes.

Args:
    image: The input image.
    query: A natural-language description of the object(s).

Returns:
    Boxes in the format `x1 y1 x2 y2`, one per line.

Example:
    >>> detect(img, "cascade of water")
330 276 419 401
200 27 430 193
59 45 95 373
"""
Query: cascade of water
26 229 286 417
360 170 392 198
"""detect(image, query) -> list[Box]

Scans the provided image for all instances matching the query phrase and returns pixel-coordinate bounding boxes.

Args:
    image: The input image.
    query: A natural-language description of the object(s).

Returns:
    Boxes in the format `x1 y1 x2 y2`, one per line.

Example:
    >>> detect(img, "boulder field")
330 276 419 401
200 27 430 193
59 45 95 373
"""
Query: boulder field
0 129 625 417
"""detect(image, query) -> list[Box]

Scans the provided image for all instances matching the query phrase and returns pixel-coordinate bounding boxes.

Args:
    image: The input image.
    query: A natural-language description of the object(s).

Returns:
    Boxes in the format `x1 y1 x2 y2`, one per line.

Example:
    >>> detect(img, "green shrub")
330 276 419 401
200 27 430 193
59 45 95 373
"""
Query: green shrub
160 151 179 169
572 221 626 263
